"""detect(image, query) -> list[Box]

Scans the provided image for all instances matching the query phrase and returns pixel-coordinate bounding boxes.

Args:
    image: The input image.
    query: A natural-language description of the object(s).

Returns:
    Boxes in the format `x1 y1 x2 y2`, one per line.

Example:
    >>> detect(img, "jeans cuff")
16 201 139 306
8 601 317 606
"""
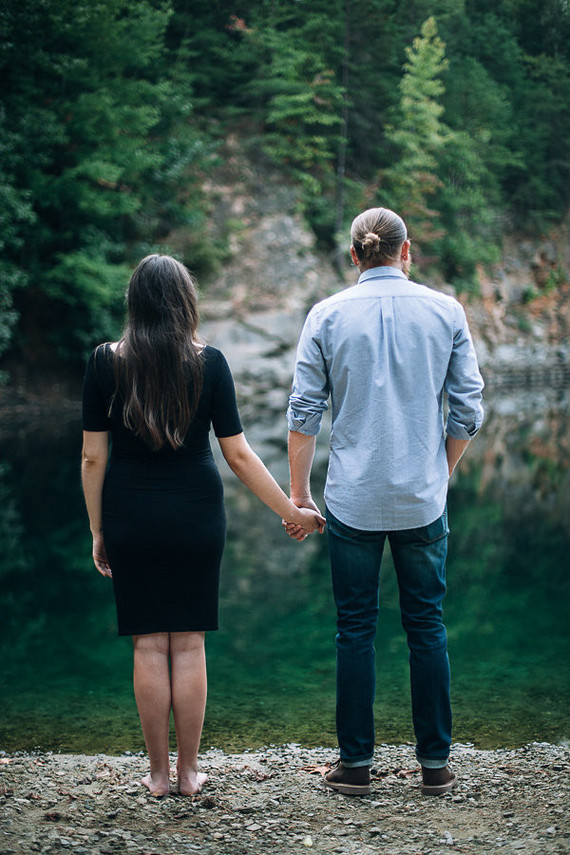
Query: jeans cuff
417 755 449 769
339 757 373 769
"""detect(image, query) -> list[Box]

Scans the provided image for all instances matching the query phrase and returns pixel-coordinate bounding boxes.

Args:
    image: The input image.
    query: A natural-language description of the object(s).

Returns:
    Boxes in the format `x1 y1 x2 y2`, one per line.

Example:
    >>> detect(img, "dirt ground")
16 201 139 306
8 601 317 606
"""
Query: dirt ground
0 742 568 854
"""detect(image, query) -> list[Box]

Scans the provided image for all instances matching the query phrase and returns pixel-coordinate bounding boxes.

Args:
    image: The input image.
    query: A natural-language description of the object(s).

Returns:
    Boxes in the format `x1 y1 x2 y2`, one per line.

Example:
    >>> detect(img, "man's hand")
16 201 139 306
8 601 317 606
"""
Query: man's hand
446 436 470 476
283 496 325 541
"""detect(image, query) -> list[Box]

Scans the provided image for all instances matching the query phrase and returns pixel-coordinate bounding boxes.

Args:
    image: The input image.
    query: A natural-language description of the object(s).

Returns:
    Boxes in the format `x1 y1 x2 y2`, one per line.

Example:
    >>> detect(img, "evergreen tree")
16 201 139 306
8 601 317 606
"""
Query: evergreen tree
1 0 569 377
0 0 209 368
431 12 525 285
222 2 345 249
0 111 35 366
166 0 259 112
380 17 449 260
454 0 570 225
236 4 344 189
338 0 404 180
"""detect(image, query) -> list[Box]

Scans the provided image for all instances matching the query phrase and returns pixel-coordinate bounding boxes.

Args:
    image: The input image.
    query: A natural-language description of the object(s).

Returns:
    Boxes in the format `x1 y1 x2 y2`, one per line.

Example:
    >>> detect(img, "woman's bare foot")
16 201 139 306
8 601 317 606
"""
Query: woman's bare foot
141 772 170 797
178 770 208 796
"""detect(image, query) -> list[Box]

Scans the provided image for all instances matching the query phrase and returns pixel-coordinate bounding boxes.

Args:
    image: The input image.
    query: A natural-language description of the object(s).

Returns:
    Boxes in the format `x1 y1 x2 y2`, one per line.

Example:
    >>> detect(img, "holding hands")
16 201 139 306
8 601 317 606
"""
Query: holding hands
284 496 325 542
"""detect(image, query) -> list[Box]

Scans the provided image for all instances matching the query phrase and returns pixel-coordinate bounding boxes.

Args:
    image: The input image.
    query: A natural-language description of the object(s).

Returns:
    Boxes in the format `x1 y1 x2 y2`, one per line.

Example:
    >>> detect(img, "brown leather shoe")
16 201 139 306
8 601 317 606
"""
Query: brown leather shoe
324 761 371 796
421 765 457 795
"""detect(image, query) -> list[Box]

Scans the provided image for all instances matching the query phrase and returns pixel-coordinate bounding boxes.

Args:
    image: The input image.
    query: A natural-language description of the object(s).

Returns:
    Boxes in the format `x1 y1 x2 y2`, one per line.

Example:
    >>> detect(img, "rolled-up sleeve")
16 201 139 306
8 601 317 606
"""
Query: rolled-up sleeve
287 309 329 436
445 304 485 440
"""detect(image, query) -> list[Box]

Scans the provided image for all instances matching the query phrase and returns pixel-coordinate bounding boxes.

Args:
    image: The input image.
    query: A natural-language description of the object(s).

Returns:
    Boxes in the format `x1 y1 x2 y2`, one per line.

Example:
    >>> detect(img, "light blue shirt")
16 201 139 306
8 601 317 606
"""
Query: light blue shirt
287 267 484 530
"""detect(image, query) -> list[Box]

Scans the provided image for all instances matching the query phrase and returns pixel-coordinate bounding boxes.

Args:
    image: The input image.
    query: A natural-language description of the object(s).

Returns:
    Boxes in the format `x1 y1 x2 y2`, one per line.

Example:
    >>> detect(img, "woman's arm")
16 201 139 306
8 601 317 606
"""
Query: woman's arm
81 430 112 576
217 433 325 537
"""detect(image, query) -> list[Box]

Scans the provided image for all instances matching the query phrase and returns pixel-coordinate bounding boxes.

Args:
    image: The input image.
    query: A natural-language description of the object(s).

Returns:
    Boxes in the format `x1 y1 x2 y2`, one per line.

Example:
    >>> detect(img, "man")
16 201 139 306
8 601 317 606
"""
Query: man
286 207 484 796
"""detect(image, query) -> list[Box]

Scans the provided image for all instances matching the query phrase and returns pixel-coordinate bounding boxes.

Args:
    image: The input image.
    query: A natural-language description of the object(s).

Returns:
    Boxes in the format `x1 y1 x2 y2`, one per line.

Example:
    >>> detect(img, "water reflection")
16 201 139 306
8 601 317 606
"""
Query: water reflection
0 390 568 754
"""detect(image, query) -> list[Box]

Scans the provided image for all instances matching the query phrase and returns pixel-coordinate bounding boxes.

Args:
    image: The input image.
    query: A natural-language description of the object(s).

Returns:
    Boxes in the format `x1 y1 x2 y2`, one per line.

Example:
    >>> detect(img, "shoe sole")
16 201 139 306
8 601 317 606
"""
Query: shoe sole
324 778 372 796
421 772 458 796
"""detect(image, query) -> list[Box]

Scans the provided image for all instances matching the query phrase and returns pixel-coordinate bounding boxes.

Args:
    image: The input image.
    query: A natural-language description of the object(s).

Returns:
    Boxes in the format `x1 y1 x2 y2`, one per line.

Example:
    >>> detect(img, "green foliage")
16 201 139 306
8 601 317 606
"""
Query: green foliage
381 18 450 256
248 34 343 192
509 53 570 223
379 8 566 289
0 0 211 369
166 1 260 111
227 3 345 234
544 265 567 292
448 2 570 225
434 129 502 288
1 0 569 376
0 109 36 362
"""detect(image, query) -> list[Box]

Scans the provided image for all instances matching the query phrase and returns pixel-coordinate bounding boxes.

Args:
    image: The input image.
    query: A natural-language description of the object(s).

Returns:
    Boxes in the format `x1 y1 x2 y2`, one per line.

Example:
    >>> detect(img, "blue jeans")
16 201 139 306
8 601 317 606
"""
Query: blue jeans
326 507 451 769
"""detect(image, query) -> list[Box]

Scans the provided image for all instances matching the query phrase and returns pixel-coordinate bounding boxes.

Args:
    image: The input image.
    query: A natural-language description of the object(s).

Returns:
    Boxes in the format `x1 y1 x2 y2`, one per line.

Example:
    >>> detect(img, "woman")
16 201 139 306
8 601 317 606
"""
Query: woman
81 254 324 797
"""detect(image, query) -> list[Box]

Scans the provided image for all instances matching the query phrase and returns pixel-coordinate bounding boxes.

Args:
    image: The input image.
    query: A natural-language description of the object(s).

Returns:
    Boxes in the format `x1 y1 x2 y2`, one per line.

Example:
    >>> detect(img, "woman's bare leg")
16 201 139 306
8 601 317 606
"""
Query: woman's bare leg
170 631 208 795
133 632 172 796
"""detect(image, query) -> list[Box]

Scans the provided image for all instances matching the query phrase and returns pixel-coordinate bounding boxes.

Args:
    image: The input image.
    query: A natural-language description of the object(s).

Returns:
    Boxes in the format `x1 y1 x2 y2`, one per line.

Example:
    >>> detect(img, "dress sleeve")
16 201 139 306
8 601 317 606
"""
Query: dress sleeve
82 348 112 431
210 350 243 437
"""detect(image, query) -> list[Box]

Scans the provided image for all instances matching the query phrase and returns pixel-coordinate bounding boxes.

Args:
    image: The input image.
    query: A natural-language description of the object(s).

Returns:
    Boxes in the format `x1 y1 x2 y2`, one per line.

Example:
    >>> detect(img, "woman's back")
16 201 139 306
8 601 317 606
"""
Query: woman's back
83 343 241 464
82 339 242 636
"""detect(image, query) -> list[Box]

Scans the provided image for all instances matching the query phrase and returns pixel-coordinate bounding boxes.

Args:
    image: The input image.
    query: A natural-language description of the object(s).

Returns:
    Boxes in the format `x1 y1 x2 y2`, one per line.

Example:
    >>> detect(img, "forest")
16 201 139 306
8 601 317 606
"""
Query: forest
1 0 569 378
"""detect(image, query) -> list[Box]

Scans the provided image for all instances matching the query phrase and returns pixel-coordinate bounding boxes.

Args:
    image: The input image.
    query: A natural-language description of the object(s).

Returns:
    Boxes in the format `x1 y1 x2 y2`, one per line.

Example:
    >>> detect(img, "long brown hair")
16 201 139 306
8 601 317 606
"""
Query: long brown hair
113 254 204 451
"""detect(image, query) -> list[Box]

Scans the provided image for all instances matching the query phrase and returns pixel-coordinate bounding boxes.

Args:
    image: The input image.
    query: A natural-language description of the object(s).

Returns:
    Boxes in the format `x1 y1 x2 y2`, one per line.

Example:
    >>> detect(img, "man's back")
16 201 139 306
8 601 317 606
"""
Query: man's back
287 208 484 797
288 267 484 530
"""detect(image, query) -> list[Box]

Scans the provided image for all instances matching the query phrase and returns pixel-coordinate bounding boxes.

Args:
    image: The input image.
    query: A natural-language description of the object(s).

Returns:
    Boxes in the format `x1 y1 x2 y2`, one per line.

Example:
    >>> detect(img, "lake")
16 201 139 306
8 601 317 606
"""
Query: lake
0 387 569 754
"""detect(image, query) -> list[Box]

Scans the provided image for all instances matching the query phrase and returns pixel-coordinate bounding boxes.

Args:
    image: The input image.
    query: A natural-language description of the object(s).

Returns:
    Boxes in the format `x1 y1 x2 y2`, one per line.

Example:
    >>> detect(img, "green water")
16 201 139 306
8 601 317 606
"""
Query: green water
1 391 569 754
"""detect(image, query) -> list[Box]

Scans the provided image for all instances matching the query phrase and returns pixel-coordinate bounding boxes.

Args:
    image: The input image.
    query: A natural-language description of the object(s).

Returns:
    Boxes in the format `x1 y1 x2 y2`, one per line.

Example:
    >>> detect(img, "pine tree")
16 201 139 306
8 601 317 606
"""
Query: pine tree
380 17 449 261
236 6 345 197
0 0 209 369
0 111 35 366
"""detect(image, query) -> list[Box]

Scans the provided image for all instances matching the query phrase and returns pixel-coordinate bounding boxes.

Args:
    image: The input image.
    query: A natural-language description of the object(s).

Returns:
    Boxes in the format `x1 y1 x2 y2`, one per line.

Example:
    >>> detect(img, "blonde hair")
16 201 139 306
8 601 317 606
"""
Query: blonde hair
351 207 407 264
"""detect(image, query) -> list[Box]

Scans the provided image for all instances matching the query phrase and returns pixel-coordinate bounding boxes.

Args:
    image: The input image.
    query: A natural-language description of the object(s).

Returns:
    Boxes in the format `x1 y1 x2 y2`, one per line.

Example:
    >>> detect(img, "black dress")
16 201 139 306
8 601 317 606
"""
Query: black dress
82 344 243 636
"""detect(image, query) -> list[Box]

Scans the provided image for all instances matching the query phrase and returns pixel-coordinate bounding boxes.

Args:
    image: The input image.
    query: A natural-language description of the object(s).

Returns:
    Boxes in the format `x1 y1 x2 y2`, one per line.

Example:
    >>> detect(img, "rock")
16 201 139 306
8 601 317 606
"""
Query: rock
1 743 569 854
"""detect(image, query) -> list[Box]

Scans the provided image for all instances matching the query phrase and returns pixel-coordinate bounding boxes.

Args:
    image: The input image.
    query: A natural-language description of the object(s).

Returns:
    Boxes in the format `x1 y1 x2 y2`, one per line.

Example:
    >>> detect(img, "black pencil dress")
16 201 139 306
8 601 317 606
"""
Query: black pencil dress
82 344 243 636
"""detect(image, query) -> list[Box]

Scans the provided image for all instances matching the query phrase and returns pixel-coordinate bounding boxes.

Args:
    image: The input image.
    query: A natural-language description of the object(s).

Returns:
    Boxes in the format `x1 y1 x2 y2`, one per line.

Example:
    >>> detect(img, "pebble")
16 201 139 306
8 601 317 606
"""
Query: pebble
0 742 568 855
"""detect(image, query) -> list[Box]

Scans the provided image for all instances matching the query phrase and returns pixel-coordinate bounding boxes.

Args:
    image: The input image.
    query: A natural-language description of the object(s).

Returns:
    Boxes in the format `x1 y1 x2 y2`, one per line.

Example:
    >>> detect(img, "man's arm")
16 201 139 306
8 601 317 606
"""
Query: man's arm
445 304 484 454
288 430 319 511
446 436 470 477
286 307 329 512
284 431 322 538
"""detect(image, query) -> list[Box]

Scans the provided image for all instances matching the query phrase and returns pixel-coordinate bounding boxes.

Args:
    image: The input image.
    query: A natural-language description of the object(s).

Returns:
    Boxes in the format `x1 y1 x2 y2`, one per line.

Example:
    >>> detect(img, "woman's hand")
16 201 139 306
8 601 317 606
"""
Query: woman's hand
283 499 326 541
93 532 112 577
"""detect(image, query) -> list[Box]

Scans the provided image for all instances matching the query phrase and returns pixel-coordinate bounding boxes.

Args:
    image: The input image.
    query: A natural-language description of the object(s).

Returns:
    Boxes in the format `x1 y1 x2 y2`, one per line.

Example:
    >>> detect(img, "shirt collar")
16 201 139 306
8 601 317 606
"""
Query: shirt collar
357 266 407 285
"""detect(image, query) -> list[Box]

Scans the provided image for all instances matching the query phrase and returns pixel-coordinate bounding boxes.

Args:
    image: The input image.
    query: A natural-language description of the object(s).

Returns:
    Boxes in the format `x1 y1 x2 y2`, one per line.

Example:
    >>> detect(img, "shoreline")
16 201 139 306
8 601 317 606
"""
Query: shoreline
1 742 568 854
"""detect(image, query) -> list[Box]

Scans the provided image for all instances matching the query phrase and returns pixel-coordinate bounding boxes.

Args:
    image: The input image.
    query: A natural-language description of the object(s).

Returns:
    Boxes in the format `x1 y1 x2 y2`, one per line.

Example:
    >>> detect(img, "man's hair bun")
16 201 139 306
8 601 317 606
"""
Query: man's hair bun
350 208 407 263
361 232 382 252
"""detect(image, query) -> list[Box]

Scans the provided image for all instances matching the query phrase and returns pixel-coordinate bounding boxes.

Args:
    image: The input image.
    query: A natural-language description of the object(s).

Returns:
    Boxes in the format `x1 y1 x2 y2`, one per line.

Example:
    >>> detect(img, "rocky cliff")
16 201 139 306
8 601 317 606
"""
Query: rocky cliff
196 138 570 453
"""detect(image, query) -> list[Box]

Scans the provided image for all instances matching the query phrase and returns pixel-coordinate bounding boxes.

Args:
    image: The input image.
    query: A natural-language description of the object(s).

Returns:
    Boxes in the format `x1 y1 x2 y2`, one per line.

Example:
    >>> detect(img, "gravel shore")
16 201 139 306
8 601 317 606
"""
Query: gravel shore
1 742 569 854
